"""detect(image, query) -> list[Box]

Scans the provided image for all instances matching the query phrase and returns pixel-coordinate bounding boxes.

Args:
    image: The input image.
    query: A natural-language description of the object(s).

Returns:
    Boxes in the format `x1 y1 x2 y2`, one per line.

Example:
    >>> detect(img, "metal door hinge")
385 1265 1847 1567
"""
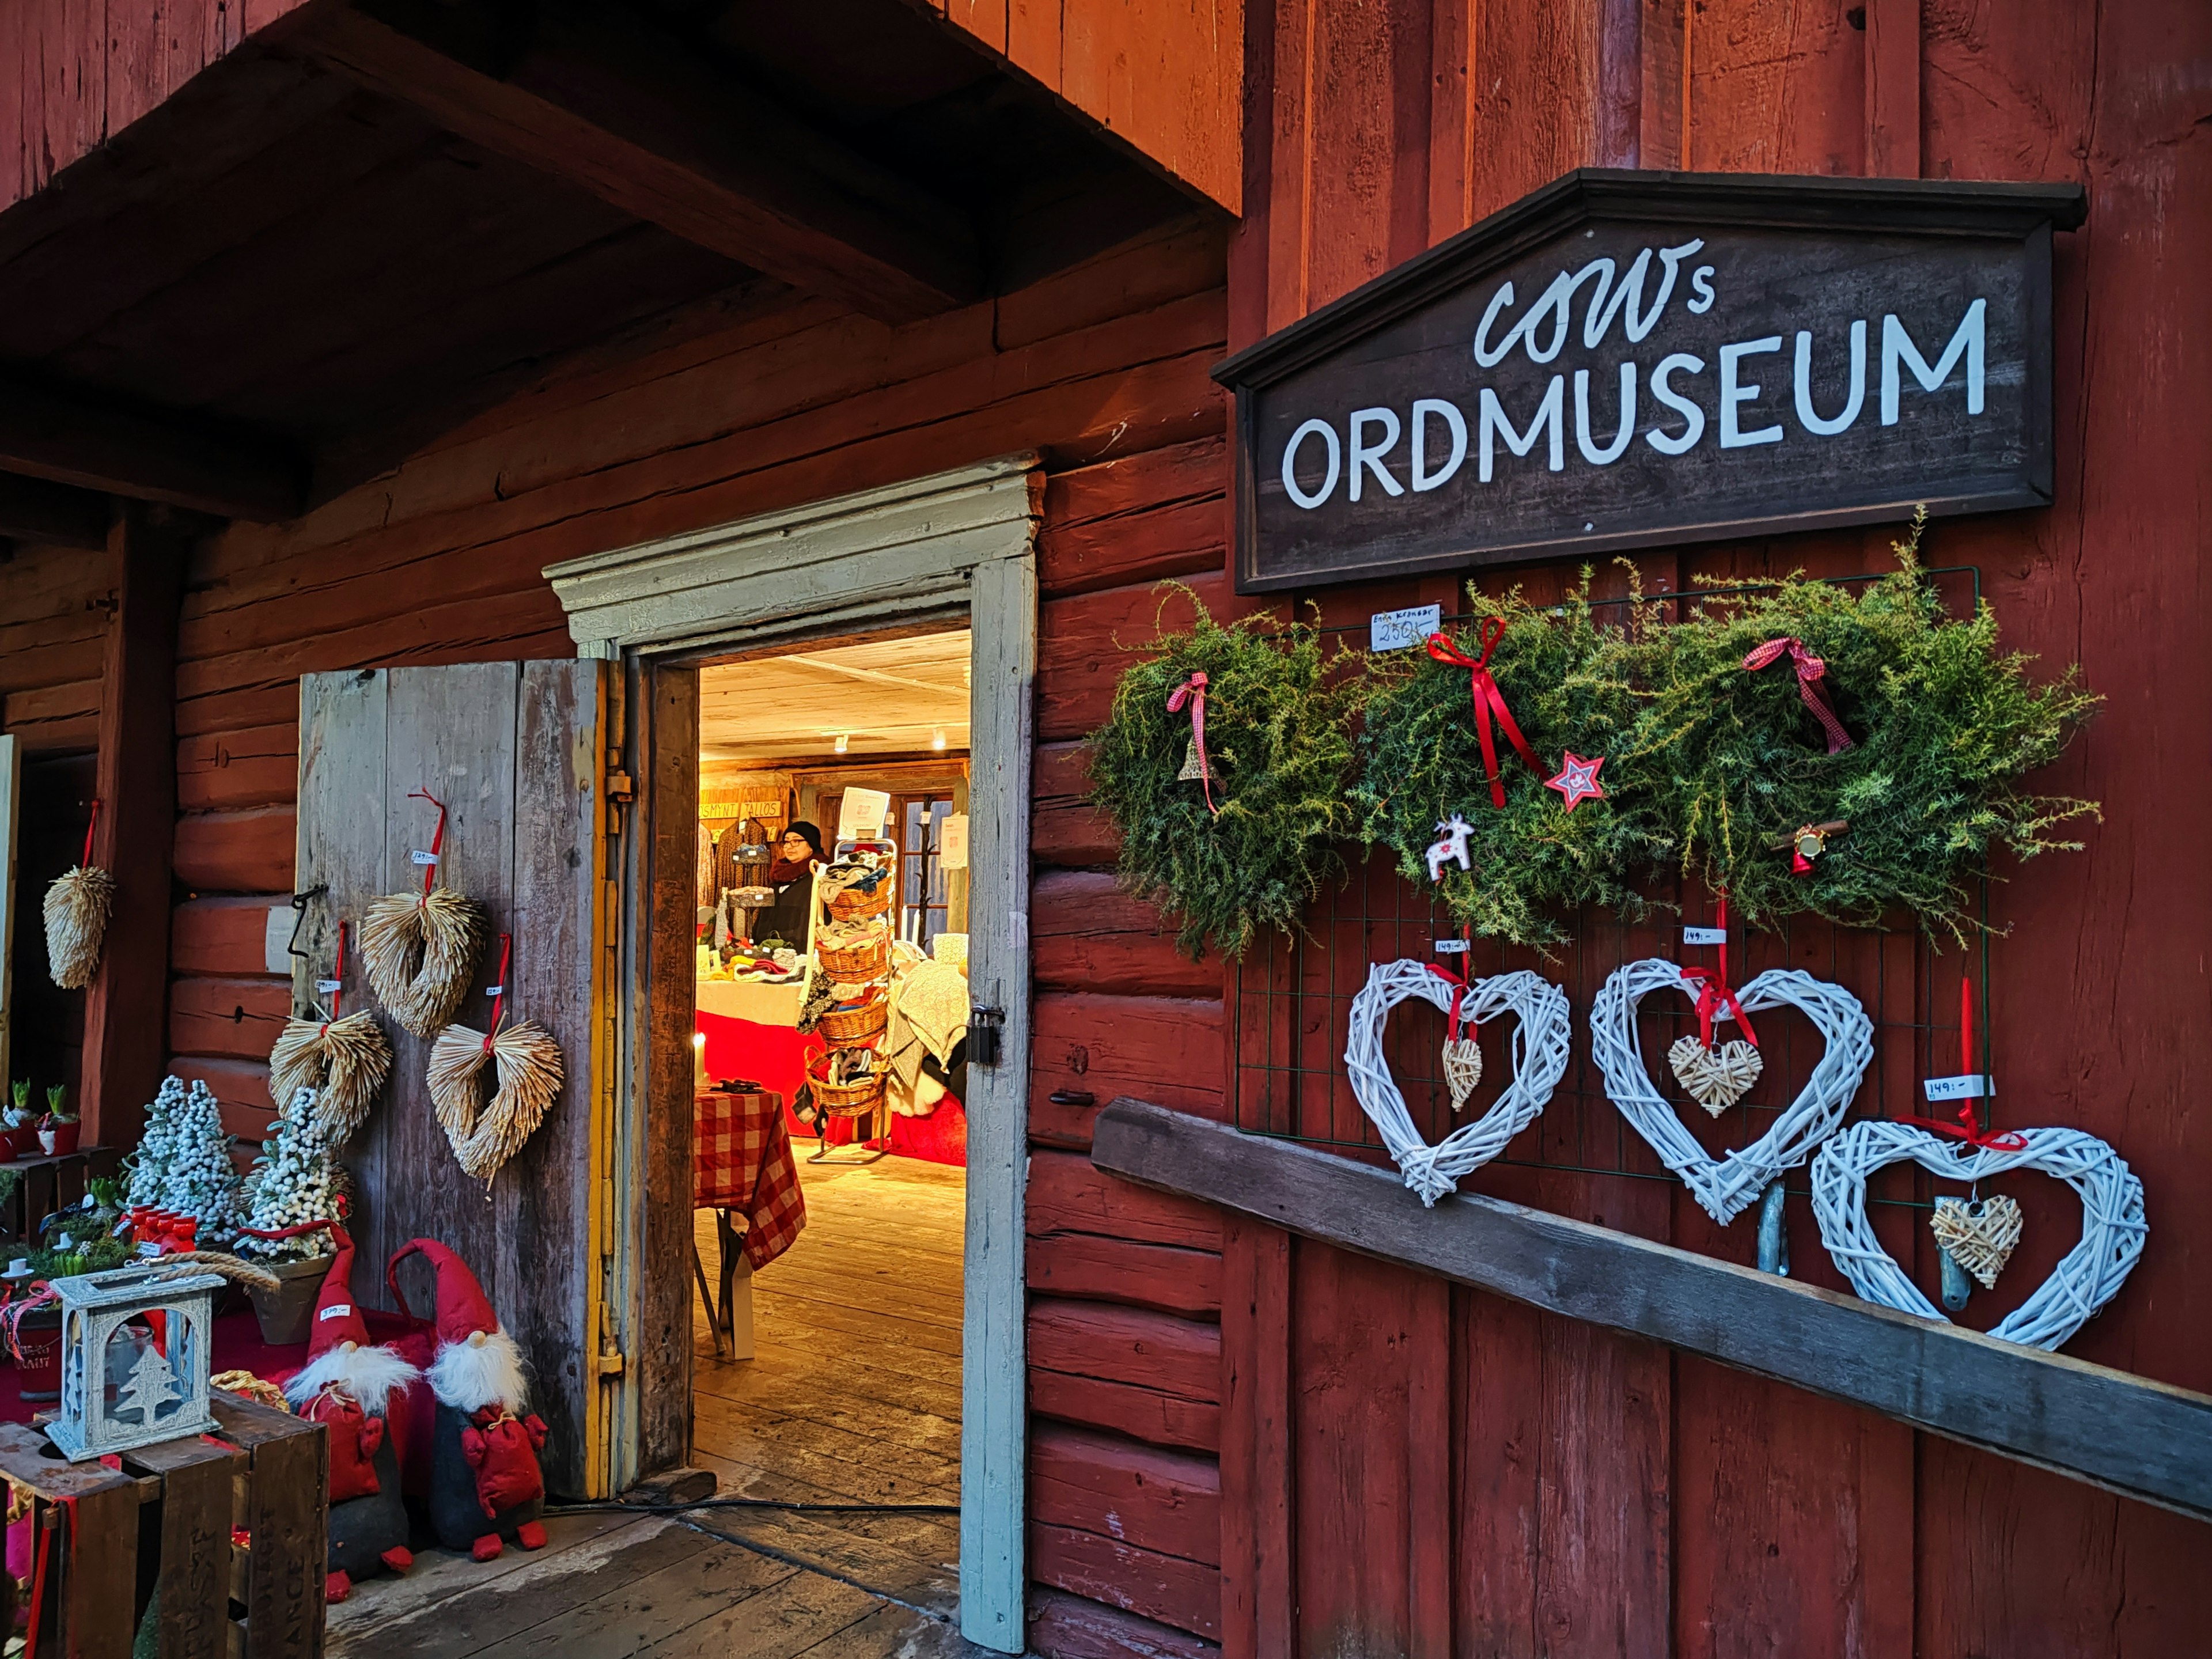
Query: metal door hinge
606 771 635 801
595 1348 626 1377
970 1006 1005 1066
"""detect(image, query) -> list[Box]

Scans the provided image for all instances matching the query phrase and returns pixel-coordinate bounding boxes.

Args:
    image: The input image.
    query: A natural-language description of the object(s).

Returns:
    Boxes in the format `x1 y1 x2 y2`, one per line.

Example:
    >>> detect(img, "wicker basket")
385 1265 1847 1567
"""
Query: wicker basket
818 997 889 1046
817 929 891 979
825 881 891 922
809 1053 887 1117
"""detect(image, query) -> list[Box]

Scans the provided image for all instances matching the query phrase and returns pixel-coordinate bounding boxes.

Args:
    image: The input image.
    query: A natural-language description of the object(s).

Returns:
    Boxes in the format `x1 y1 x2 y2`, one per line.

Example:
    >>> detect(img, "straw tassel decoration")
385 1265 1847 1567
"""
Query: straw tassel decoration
268 921 395 1142
362 789 486 1038
427 935 565 1187
43 800 114 990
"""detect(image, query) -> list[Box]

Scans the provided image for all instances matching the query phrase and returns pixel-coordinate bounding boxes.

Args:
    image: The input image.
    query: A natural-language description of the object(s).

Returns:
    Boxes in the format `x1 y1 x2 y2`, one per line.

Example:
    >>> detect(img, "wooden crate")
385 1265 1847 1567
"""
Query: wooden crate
0 1146 123 1249
0 1393 328 1658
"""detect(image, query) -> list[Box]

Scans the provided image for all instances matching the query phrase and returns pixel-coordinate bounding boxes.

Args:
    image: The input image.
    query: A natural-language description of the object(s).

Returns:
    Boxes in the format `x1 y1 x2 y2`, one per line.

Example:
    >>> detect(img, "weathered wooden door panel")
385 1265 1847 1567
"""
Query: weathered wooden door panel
294 661 606 1497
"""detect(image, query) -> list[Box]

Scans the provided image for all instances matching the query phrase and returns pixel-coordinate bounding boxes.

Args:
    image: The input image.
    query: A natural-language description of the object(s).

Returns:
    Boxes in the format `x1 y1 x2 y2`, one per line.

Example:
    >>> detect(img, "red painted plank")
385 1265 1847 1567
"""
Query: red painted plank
172 807 295 893
1033 871 1222 998
1030 994 1225 1149
171 896 285 978
1033 740 1117 869
1030 1423 1222 1567
1218 1218 1292 1659
1027 1588 1221 1659
1029 1368 1222 1457
177 721 298 812
1031 1522 1222 1642
1028 1230 1222 1319
1027 1148 1223 1252
1028 1298 1222 1407
1038 435 1227 600
1037 569 1264 744
168 975 291 1064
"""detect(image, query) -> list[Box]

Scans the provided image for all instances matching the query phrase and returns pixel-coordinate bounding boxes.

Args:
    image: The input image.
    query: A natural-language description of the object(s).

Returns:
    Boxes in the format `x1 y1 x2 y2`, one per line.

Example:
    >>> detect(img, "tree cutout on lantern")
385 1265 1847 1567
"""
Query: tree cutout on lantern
46 1263 222 1461
362 789 487 1038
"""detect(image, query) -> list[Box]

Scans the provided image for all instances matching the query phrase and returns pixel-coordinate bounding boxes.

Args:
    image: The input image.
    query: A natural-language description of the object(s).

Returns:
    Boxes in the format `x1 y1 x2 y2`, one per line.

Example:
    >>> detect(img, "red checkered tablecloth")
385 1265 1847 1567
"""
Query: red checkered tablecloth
695 1089 806 1268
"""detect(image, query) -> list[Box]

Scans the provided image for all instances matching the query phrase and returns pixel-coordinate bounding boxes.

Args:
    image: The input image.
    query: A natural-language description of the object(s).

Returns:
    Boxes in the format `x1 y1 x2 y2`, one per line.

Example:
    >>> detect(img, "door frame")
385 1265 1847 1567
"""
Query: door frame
544 453 1040 1653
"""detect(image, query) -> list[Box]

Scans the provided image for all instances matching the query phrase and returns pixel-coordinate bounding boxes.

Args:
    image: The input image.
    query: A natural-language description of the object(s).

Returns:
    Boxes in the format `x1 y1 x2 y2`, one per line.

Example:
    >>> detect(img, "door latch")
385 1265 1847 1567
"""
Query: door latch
969 1006 1006 1067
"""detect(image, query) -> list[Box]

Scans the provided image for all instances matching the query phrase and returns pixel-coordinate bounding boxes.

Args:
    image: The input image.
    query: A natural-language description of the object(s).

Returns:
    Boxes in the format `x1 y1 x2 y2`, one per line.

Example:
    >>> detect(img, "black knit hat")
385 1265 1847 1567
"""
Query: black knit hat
784 820 827 862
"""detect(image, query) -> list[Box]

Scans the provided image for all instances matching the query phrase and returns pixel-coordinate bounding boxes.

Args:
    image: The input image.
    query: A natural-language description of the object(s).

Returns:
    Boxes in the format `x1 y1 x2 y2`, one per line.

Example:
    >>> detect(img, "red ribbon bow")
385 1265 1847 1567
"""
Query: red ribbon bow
1166 672 1218 817
1426 621 1544 809
1742 636 1855 754
1902 1101 2027 1152
1679 892 1757 1050
1426 962 1472 1044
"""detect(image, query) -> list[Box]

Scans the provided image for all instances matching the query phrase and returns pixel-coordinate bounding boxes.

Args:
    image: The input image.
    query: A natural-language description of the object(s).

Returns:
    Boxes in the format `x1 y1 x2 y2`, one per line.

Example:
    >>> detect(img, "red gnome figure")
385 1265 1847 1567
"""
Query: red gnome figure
269 1224 419 1603
387 1239 550 1562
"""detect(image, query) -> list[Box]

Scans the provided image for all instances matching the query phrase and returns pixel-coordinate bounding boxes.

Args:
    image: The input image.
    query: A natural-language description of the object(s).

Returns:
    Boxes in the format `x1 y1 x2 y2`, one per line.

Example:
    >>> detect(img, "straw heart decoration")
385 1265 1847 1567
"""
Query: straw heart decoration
1344 957 1571 1206
362 789 486 1038
1810 1120 2145 1351
427 935 565 1188
43 799 113 990
267 919 393 1142
1592 959 1873 1224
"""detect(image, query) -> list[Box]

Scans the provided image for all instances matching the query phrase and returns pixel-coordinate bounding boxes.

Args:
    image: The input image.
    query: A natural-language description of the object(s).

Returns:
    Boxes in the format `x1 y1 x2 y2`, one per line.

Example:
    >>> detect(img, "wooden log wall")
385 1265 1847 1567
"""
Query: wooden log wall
1198 2 2212 1656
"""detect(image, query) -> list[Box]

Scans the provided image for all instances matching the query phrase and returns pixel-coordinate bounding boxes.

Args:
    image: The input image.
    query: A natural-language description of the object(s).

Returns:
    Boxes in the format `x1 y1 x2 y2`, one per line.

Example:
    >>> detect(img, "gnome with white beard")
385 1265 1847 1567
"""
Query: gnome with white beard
266 1224 419 1601
385 1238 550 1560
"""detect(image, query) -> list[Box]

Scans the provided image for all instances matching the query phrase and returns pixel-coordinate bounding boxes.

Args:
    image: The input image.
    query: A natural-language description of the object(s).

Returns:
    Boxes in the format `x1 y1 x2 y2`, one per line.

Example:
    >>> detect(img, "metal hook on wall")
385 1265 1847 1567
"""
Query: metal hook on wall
286 884 329 961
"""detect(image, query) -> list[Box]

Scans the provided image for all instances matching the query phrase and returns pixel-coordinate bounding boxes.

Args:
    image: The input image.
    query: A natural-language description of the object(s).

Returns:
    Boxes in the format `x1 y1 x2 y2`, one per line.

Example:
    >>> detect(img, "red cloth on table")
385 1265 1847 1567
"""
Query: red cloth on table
694 1089 807 1269
695 1008 967 1166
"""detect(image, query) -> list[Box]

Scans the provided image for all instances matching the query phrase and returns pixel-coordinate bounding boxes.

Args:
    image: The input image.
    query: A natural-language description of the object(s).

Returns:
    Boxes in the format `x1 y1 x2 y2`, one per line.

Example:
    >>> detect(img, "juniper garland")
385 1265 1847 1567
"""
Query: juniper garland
1353 574 1674 950
1088 586 1361 959
1615 510 2100 940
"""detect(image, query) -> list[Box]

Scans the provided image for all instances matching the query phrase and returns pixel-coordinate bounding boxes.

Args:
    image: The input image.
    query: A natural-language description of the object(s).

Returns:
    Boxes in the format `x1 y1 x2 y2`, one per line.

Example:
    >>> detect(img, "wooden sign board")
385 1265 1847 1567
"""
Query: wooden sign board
1214 171 2086 592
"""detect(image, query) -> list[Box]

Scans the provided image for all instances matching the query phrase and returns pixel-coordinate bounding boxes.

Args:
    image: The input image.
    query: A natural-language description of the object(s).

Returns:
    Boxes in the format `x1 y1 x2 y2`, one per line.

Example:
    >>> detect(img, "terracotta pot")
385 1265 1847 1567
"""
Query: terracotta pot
10 1309 62 1402
37 1123 78 1156
247 1253 334 1347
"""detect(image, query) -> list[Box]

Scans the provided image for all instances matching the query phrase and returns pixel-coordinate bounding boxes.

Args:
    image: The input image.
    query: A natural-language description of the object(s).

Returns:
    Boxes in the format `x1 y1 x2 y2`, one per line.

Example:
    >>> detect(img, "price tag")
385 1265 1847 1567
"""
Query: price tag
1922 1074 1994 1103
1370 604 1443 653
484 984 503 997
411 849 440 866
314 978 342 995
1433 939 1469 954
1681 925 1726 946
137 1242 162 1259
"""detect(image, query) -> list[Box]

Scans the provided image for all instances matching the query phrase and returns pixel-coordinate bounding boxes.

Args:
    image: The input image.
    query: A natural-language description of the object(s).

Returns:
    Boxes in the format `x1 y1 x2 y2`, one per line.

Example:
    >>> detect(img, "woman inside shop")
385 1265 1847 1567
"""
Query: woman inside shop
749 821 825 947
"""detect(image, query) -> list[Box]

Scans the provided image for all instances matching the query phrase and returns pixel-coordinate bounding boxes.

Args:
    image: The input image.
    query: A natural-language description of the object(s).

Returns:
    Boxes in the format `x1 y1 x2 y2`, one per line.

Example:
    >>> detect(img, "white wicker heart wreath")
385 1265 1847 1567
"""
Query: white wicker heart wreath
1810 1120 2146 1351
1345 957 1573 1206
1591 958 1873 1225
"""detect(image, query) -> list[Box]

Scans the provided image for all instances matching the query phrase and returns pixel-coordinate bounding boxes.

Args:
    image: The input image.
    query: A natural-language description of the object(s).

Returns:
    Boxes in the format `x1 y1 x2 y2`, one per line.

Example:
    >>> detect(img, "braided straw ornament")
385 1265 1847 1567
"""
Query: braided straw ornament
427 1018 565 1186
1810 1120 2145 1351
1592 959 1873 1224
43 864 113 990
1344 958 1573 1206
268 1010 394 1142
361 887 485 1037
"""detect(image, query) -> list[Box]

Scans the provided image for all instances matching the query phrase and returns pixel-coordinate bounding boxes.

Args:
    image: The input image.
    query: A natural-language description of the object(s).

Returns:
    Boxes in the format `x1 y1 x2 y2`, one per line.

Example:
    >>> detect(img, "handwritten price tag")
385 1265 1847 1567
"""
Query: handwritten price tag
1682 926 1727 946
314 979 342 995
484 984 503 997
1433 939 1469 955
410 849 440 866
1923 1073 1994 1103
1370 604 1442 652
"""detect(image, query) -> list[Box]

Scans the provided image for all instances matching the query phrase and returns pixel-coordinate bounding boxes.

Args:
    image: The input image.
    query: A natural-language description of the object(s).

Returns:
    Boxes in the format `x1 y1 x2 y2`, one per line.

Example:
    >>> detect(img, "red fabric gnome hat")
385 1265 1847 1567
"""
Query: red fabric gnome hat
388 1238 529 1415
269 1222 420 1421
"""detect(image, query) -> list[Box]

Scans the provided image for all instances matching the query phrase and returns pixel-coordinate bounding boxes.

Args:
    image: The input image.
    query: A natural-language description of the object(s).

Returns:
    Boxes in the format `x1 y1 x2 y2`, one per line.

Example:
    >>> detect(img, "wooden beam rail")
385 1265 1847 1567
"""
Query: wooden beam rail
1090 1099 2212 1527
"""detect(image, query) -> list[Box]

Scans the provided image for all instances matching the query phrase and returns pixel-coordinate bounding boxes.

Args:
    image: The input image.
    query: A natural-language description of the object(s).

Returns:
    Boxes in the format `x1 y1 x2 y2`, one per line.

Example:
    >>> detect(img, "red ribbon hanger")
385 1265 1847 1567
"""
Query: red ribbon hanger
323 920 349 1031
1903 975 2024 1150
1426 620 1544 809
79 798 100 868
1426 965 1471 1045
1166 672 1218 817
409 787 449 899
1742 636 1855 754
1679 891 1758 1050
483 934 513 1052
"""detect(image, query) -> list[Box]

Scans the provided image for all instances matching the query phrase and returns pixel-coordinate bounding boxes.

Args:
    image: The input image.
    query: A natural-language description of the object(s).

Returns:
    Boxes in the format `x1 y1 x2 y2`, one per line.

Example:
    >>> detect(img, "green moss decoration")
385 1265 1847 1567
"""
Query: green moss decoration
1353 576 1675 950
1088 588 1359 959
1618 512 2100 940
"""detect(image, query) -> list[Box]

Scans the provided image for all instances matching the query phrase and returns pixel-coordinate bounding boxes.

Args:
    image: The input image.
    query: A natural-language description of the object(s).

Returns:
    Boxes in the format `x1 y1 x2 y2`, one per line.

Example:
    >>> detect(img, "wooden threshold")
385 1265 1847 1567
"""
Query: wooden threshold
1089 1098 2212 1527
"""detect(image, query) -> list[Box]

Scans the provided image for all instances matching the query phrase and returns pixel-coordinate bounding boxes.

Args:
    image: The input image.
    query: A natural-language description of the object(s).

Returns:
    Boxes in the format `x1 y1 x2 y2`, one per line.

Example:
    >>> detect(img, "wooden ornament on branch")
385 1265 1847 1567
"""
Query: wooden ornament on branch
43 801 113 990
427 937 564 1187
268 921 395 1142
362 790 486 1039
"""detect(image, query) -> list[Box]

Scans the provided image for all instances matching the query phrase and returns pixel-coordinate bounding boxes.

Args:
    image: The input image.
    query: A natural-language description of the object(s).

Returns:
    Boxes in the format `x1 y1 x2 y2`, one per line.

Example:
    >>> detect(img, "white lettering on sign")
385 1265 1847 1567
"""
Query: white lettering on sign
1681 926 1727 946
411 849 440 865
1370 605 1444 652
1923 1074 1995 1103
1433 939 1470 955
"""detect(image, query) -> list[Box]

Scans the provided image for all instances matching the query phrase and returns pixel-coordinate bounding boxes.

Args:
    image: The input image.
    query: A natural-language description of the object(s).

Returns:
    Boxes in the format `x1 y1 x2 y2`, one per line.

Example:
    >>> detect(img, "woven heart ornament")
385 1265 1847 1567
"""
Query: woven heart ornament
1667 1035 1763 1116
1929 1194 2024 1291
1593 959 1873 1224
1345 959 1571 1205
1812 1121 2144 1351
1441 1039 1483 1111
361 790 484 1038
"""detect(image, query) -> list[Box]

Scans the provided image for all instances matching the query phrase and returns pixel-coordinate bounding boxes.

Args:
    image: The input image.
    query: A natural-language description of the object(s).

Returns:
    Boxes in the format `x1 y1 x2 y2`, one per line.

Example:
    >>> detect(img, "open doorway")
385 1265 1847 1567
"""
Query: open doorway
684 628 974 1605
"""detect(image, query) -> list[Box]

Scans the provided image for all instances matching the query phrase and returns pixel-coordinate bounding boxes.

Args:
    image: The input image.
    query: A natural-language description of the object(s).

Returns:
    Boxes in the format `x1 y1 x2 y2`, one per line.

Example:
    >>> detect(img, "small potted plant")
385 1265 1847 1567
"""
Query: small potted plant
37 1086 78 1156
1 1083 35 1160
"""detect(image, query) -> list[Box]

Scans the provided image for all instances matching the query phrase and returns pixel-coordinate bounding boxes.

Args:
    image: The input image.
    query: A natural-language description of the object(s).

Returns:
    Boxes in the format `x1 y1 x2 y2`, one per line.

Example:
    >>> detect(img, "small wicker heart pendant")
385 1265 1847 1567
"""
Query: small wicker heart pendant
1441 1037 1483 1111
1930 1194 2024 1290
1667 1034 1763 1117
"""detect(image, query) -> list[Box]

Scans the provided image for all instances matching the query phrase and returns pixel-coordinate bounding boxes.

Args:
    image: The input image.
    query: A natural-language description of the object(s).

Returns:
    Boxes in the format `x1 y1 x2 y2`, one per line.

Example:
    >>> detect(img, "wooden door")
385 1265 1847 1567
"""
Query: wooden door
292 662 610 1497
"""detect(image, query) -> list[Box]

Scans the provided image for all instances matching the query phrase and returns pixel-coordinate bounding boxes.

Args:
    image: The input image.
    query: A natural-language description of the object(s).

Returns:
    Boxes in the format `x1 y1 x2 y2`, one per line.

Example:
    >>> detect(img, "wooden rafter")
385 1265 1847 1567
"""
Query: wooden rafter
0 473 111 550
295 0 984 325
0 374 301 521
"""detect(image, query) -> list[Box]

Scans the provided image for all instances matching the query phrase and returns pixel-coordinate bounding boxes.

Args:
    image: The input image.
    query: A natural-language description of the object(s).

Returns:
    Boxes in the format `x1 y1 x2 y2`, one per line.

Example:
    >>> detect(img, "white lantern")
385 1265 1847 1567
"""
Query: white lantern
46 1264 223 1462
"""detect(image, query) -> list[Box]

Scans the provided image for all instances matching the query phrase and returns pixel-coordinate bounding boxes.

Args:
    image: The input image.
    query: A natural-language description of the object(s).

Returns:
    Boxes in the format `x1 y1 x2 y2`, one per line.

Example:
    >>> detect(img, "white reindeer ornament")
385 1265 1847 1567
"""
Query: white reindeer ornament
1425 815 1474 883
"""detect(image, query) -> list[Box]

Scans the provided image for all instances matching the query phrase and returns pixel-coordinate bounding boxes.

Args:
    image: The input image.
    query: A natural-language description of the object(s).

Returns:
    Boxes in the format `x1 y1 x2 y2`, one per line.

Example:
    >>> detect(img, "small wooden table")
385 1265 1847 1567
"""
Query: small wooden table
693 1088 805 1362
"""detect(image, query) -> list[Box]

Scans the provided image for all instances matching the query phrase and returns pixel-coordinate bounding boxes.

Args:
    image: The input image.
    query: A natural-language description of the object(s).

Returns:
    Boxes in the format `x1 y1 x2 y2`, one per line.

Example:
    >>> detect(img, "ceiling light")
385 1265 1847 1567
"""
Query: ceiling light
834 733 850 754
931 729 946 751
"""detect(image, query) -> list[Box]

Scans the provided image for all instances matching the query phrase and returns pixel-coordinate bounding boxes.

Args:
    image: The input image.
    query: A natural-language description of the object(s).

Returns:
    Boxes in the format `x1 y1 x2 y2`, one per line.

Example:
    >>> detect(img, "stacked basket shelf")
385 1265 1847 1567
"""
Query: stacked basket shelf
809 866 894 1134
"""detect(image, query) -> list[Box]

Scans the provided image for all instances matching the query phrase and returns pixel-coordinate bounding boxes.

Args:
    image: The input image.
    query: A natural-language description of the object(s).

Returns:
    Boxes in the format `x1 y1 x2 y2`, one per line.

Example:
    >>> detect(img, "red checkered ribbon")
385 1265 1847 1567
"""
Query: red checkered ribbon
1742 636 1854 753
1426 620 1544 808
1166 672 1218 817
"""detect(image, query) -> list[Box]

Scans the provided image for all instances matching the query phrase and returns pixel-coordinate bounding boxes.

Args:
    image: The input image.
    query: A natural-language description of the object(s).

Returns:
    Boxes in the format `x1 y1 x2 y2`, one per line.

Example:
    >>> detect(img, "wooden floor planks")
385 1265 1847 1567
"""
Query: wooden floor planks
328 1155 979 1658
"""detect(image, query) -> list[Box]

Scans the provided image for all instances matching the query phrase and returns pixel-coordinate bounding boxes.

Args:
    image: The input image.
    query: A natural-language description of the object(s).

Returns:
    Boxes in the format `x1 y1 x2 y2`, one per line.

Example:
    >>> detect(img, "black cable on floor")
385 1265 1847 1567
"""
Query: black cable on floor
548 1496 963 1517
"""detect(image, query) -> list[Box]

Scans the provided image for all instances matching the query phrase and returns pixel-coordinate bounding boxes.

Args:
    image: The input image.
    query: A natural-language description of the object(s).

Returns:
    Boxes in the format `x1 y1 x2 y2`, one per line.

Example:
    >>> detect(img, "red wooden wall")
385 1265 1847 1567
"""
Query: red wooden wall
1169 2 2212 1656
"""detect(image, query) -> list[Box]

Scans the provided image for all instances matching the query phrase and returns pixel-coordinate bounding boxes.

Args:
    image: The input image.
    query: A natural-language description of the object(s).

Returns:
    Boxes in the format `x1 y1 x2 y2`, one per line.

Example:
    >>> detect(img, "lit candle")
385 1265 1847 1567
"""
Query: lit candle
692 1029 709 1091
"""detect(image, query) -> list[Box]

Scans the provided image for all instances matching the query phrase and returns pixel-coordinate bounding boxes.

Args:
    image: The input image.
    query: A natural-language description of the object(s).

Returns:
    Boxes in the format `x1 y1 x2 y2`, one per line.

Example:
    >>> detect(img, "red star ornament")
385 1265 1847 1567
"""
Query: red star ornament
1544 751 1607 811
